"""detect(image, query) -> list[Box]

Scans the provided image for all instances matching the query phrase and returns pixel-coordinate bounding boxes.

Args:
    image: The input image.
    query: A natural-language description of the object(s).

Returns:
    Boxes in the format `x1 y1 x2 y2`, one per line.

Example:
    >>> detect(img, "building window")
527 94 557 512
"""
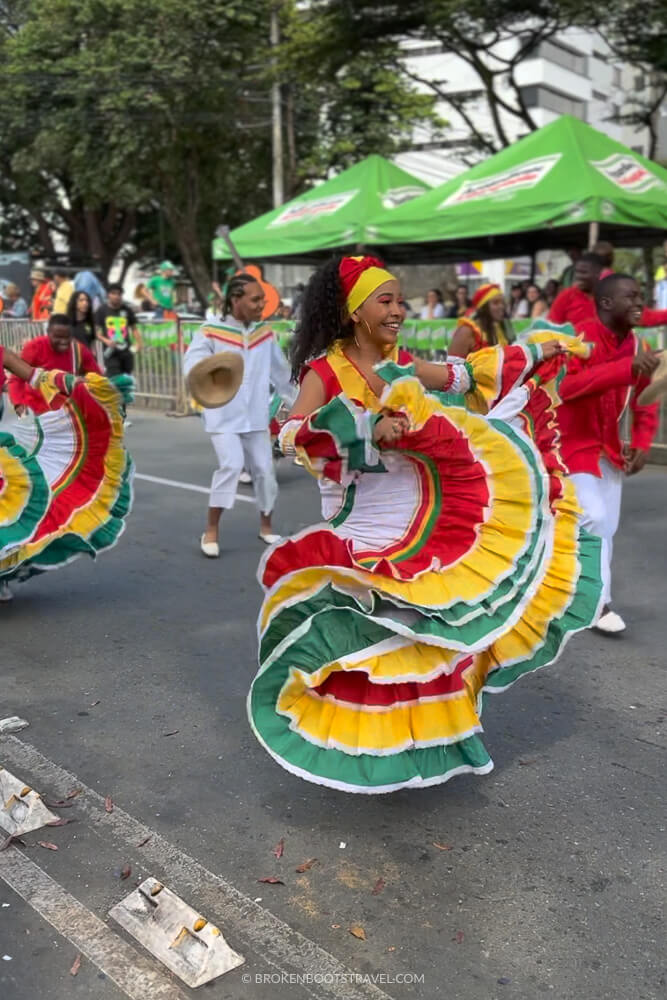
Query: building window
538 39 587 75
592 90 607 102
521 85 586 118
613 66 622 86
634 73 645 90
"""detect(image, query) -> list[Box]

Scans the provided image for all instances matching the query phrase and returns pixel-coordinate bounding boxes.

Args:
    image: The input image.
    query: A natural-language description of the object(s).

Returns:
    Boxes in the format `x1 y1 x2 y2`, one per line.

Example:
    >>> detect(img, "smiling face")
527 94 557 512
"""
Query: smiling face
48 321 72 353
352 279 403 351
575 258 601 293
600 277 642 333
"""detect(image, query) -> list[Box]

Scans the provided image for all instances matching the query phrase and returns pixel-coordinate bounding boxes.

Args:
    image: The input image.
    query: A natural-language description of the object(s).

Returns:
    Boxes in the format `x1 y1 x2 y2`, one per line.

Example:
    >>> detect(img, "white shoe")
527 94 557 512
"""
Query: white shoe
200 534 220 558
258 532 281 546
0 582 13 602
595 610 626 635
238 470 252 484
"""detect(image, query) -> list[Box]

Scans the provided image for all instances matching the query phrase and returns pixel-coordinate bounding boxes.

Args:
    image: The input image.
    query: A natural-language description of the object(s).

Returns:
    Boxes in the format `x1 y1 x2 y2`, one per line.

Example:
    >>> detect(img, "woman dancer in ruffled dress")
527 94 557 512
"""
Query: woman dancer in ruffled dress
247 256 603 793
0 344 133 601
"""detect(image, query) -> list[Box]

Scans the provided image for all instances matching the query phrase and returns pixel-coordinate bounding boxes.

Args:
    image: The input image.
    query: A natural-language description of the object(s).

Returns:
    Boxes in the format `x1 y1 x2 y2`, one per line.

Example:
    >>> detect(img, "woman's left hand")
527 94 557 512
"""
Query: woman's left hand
540 339 566 360
374 413 409 444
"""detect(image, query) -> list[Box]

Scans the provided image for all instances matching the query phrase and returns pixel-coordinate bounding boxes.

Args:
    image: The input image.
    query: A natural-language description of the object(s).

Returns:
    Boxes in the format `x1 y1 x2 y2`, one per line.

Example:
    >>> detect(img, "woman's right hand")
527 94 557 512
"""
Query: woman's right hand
374 413 408 444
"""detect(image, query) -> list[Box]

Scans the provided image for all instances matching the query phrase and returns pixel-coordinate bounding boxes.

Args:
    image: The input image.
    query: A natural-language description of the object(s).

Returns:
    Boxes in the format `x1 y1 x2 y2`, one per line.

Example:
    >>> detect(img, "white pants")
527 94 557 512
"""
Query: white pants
571 459 624 606
209 430 277 515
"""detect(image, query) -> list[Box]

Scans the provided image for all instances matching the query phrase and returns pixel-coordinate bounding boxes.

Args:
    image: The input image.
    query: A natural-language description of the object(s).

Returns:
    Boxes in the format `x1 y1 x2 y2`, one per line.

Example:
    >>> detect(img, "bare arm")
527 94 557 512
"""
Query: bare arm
287 368 326 417
2 346 35 382
447 324 476 359
413 357 460 390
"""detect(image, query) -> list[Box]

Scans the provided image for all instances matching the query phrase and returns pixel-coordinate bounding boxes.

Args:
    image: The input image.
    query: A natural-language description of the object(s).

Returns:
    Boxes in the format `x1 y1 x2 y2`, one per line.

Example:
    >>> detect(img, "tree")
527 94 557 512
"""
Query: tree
0 0 441 299
280 0 609 159
601 0 667 159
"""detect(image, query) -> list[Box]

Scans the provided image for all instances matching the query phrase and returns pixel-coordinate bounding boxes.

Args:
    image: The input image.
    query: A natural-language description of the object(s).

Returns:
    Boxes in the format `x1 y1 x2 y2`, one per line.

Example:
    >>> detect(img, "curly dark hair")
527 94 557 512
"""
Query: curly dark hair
290 257 352 380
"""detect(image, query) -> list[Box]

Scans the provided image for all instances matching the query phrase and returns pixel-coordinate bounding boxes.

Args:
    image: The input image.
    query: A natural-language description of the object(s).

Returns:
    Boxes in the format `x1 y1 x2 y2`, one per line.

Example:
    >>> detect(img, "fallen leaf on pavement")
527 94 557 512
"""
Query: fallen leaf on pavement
119 864 132 880
90 700 101 707
272 838 285 860
46 818 75 827
162 731 179 738
70 955 81 976
37 842 59 851
295 858 317 873
349 925 366 940
66 788 83 800
455 930 464 944
43 799 74 809
137 836 151 848
257 877 284 885
518 759 536 766
104 796 113 813
371 878 385 895
433 842 453 851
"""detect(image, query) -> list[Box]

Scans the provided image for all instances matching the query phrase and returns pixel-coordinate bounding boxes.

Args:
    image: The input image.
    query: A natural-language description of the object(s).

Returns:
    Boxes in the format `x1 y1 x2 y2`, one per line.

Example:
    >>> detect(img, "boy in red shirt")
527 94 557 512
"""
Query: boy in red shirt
550 252 667 330
9 313 101 415
557 273 661 634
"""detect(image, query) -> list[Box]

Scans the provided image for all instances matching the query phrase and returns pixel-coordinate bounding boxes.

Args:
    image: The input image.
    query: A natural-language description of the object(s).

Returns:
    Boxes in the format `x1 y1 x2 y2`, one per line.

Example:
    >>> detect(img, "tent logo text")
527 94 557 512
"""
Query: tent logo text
590 154 664 194
381 186 426 209
439 154 562 208
269 191 358 227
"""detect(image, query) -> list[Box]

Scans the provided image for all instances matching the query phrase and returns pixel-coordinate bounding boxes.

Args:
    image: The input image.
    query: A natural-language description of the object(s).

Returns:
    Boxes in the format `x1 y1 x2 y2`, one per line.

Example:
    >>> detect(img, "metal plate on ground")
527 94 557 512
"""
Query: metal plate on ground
109 877 245 988
0 766 59 836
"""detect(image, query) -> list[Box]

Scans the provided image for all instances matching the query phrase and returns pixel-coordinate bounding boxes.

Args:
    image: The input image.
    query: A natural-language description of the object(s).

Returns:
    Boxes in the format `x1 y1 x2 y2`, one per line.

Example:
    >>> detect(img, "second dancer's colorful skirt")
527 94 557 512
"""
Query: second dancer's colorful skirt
0 372 133 584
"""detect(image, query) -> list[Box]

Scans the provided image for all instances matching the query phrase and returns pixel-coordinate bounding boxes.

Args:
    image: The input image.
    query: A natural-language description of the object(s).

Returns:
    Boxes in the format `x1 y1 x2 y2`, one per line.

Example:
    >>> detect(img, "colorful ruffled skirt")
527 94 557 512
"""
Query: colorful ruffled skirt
248 350 603 793
0 373 133 583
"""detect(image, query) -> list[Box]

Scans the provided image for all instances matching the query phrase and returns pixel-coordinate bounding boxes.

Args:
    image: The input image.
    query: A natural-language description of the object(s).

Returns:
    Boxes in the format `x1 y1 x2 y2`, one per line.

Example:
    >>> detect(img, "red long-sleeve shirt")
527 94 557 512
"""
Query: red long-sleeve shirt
557 318 659 476
8 336 100 414
549 286 667 329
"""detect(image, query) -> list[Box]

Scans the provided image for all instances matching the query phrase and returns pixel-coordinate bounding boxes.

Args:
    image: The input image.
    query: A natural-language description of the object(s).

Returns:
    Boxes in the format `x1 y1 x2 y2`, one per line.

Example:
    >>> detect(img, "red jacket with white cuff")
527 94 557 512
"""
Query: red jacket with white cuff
557 318 659 477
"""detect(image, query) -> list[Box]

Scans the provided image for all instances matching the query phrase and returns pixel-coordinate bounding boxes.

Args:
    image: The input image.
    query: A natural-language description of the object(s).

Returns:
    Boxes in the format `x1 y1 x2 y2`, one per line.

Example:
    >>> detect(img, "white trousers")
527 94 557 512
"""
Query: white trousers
571 459 624 606
209 430 277 515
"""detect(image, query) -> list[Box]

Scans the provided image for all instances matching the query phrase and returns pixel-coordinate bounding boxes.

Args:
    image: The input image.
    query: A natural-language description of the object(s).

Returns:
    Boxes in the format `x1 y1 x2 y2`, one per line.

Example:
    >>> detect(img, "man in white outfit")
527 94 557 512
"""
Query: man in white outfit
184 273 296 557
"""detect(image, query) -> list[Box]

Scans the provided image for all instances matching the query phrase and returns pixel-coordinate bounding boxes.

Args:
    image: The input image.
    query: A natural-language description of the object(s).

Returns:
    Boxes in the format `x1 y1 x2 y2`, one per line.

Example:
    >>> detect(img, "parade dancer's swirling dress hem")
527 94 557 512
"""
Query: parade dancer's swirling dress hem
248 338 603 793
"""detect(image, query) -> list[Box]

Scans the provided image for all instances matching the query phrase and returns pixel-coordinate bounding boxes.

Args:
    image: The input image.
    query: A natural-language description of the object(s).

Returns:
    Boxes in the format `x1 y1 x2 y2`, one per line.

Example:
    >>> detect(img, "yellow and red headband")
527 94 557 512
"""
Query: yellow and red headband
339 255 396 315
466 283 503 317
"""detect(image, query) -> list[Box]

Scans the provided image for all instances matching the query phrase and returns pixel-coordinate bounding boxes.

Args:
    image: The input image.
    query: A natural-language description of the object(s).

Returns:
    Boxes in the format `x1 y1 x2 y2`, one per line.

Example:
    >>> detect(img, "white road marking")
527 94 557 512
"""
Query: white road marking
135 472 255 503
0 737 394 1000
0 848 187 1000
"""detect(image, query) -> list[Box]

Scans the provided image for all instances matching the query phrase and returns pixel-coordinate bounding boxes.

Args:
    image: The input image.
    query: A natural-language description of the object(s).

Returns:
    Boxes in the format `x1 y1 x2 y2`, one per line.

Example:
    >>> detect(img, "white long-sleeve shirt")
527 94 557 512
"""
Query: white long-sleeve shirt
183 315 296 434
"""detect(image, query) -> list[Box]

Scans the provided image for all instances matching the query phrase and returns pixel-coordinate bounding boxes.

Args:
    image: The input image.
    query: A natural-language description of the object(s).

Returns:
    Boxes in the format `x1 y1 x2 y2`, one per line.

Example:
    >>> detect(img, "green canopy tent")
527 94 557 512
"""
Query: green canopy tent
364 116 667 264
212 155 429 265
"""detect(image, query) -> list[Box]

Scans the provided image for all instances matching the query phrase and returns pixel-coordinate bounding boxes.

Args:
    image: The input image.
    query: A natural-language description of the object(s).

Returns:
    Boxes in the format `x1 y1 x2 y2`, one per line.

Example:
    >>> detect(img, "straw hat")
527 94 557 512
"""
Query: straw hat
187 352 244 408
637 352 667 406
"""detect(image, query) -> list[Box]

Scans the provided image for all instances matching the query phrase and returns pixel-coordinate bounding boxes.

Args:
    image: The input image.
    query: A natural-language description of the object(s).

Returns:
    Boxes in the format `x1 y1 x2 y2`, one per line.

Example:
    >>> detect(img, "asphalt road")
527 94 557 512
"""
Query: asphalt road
1 408 665 1000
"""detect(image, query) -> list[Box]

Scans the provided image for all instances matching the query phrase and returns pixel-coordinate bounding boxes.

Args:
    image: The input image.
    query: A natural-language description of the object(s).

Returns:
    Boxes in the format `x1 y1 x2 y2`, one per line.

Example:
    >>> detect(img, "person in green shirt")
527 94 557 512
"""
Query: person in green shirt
146 261 176 317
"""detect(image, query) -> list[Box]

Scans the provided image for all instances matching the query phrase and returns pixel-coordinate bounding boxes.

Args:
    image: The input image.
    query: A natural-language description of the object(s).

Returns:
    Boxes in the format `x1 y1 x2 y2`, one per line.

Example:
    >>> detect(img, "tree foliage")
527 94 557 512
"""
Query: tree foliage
0 0 439 297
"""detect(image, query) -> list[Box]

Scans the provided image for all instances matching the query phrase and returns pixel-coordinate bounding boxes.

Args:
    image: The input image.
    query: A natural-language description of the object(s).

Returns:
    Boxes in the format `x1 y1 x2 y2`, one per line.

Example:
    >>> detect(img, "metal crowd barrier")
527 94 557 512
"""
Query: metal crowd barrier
1 316 666 443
